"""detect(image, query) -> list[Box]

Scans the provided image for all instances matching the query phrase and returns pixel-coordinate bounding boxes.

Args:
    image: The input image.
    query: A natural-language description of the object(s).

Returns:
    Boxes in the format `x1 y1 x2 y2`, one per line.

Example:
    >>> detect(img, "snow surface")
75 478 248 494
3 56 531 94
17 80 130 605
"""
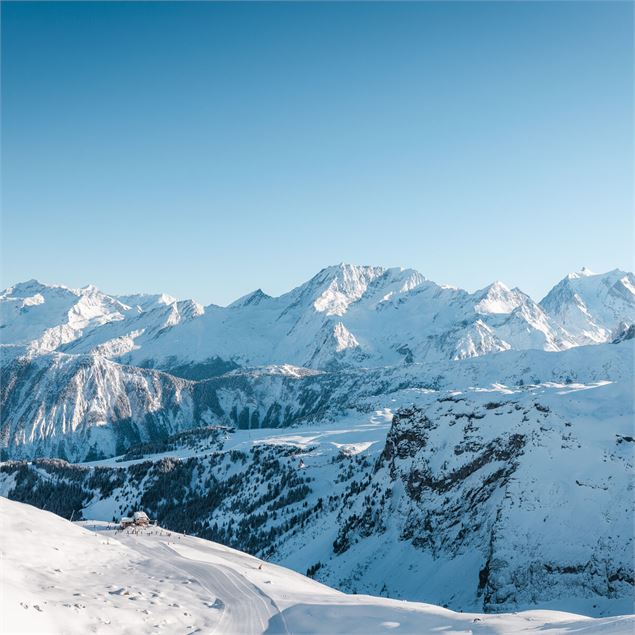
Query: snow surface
2 498 633 635
540 269 635 345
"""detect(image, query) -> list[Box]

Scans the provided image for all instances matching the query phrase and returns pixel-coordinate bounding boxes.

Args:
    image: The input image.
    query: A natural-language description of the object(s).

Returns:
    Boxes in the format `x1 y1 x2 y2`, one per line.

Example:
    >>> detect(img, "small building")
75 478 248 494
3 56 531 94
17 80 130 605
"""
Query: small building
132 511 150 527
119 511 151 529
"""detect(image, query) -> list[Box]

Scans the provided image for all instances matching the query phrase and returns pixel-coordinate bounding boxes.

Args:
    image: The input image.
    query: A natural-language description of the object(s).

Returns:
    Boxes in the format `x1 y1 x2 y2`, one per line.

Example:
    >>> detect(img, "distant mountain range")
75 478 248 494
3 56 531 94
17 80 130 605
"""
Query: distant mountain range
2 264 633 372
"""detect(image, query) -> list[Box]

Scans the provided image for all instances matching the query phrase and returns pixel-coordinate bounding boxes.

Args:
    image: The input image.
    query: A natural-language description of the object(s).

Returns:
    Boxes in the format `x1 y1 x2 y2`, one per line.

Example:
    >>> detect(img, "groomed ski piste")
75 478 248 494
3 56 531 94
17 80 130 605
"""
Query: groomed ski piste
2 498 633 635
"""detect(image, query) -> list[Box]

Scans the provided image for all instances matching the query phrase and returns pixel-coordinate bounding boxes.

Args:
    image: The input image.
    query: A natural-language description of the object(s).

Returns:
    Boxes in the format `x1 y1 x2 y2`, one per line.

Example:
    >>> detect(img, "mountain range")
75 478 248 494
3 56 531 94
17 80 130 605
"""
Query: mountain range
0 264 633 618
2 264 634 372
1 264 633 461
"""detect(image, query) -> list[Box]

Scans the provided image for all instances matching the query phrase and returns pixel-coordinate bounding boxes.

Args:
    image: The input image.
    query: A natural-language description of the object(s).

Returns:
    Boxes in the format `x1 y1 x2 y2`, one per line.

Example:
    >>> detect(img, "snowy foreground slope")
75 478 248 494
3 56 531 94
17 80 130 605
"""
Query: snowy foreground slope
2 498 633 635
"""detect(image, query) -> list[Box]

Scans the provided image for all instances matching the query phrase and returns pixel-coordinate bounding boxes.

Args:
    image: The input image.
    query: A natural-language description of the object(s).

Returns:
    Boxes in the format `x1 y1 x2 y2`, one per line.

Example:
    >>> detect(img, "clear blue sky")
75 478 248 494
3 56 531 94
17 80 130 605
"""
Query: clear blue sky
1 1 633 305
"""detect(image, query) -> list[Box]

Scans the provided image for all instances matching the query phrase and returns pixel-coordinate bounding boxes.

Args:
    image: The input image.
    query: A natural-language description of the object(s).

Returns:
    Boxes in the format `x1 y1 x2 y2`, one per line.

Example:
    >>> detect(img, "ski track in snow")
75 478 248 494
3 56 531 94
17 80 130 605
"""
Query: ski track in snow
126 539 282 635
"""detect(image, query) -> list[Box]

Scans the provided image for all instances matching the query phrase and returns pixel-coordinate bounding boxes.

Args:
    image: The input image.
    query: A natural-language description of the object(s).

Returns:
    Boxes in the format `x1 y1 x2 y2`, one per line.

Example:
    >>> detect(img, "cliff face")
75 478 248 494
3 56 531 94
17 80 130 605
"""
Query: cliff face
0 354 196 461
328 387 634 616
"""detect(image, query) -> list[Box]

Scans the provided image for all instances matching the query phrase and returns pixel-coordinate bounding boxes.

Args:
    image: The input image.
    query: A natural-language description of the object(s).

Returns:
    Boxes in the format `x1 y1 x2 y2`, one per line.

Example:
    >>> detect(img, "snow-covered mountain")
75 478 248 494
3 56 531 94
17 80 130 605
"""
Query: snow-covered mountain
1 340 632 462
1 265 633 620
326 382 634 615
0 279 203 364
3 265 633 376
4 498 631 635
540 268 635 345
0 353 195 461
0 280 129 359
110 265 580 371
1 263 633 461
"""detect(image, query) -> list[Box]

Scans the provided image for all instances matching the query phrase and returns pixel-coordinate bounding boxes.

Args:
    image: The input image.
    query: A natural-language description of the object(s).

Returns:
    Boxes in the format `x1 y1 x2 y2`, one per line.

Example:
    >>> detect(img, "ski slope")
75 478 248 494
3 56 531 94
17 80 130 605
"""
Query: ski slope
2 498 633 635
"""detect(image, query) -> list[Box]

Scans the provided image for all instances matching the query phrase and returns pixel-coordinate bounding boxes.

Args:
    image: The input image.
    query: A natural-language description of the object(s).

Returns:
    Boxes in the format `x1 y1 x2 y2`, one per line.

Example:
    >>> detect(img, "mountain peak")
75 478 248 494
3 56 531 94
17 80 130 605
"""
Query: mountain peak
310 265 386 316
80 284 101 294
484 280 510 293
473 280 525 315
556 268 629 289
567 266 596 279
319 263 386 279
229 288 272 308
1 278 71 299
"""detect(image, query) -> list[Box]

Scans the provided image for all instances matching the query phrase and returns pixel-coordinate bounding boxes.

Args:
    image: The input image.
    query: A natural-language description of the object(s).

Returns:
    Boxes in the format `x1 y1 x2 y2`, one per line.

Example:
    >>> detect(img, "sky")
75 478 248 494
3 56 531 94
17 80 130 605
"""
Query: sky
1 1 633 306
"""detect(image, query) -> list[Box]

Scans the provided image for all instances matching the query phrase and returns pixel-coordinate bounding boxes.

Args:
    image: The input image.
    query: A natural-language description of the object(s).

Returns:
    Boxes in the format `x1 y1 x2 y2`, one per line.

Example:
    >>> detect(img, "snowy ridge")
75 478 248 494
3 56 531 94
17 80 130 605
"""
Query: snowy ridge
540 268 635 345
325 382 633 616
0 279 204 363
0 280 128 357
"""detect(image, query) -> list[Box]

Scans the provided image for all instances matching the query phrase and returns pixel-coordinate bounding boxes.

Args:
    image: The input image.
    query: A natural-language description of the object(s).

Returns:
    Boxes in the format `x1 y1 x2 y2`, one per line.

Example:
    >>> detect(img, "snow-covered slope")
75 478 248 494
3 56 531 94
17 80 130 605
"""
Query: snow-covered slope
0 279 203 364
0 280 129 359
324 382 634 616
61 296 204 359
2 498 633 635
0 353 195 461
120 264 579 371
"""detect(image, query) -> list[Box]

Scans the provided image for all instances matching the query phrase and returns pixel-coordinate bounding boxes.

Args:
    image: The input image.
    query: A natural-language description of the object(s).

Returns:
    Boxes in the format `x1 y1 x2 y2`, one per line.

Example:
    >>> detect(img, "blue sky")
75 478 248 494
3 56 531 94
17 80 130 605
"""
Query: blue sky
2 1 633 305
